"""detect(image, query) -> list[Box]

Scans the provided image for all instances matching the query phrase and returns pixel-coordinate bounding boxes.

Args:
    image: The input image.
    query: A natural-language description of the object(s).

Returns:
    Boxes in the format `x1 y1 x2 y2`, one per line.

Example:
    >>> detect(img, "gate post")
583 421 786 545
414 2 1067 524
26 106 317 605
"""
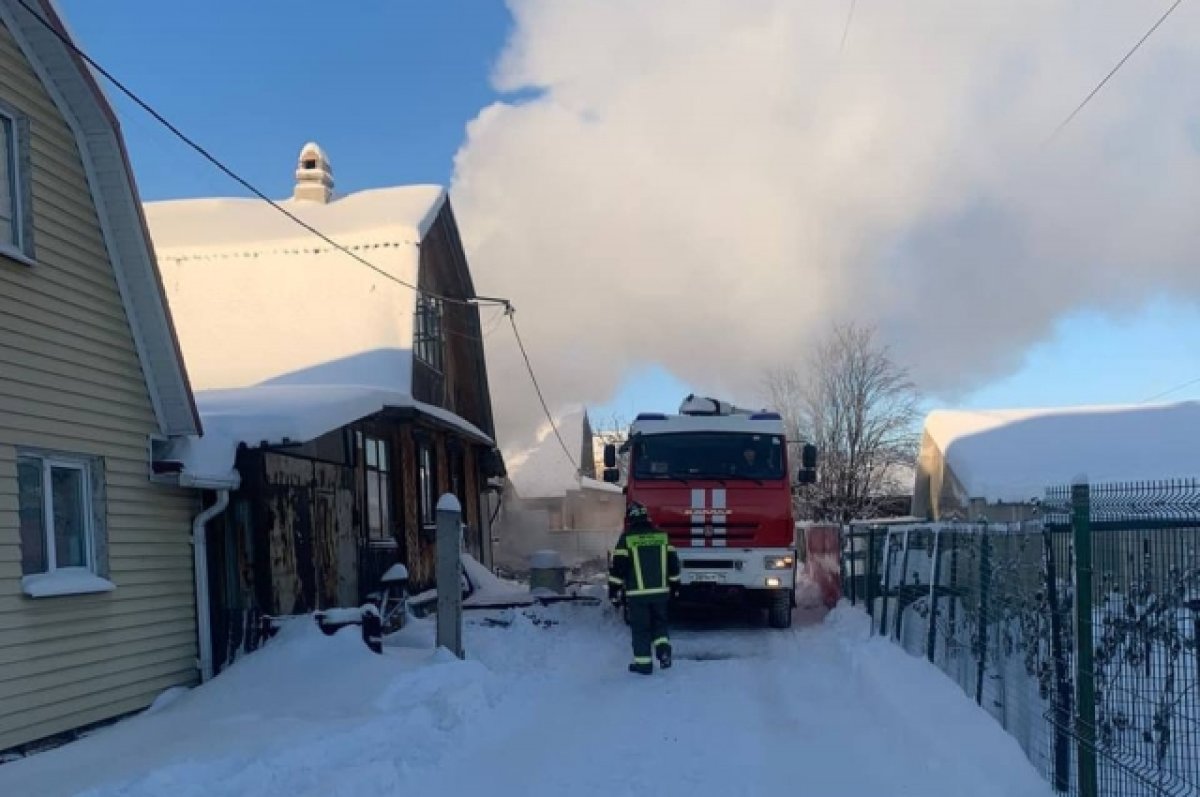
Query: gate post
436 494 464 659
1072 482 1098 797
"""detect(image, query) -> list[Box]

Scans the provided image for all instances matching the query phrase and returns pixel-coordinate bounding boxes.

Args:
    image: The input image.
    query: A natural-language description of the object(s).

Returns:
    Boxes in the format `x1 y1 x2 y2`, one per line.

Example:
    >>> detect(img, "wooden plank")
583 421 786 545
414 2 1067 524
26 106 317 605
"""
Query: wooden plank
0 381 156 428
0 345 150 395
0 611 195 648
1 640 196 695
0 414 150 454
0 581 194 615
0 291 138 355
0 320 145 381
0 671 195 753
0 256 127 320
0 361 149 411
0 657 197 723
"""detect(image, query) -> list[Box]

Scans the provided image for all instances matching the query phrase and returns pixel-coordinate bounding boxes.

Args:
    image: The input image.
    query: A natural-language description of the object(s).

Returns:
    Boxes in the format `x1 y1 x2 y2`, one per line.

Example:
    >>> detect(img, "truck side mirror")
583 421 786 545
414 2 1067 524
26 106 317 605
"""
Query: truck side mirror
796 467 817 485
603 467 621 484
603 443 617 469
802 443 817 470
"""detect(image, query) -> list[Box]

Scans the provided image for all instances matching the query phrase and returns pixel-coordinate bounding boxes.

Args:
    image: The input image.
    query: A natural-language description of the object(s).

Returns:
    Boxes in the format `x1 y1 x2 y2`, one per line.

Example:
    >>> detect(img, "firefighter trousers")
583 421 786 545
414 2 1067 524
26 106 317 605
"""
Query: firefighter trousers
629 596 671 665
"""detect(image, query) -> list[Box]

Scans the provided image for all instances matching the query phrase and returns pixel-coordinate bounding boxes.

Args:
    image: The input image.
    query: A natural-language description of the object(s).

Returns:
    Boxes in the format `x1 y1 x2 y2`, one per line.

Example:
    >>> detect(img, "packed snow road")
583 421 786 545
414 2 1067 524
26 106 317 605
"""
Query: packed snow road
0 602 1052 797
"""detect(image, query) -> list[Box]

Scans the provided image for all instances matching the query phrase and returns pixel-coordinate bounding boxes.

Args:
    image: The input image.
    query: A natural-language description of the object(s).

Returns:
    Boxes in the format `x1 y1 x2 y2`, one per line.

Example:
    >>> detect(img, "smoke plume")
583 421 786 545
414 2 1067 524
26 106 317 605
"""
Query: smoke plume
450 0 1200 450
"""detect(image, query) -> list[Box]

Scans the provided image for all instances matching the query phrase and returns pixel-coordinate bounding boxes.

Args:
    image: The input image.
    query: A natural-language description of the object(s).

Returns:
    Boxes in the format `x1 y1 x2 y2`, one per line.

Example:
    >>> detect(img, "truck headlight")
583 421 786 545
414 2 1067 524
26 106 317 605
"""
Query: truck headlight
764 556 794 570
765 577 783 588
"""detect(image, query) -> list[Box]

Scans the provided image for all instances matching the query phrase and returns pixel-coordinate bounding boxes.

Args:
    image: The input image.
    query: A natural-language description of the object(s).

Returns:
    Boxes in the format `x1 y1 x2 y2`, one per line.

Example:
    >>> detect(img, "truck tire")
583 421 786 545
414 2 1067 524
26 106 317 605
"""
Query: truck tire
768 591 793 629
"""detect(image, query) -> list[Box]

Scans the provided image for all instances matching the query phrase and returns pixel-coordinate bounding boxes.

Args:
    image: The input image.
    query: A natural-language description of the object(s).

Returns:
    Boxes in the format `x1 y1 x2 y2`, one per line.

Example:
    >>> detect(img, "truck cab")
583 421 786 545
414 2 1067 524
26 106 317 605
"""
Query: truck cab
605 395 816 628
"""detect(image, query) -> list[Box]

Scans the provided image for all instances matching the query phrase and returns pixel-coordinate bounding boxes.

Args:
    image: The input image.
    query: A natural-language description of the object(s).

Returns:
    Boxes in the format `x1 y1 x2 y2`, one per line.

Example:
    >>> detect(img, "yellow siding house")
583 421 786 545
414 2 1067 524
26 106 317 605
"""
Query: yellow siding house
0 0 203 752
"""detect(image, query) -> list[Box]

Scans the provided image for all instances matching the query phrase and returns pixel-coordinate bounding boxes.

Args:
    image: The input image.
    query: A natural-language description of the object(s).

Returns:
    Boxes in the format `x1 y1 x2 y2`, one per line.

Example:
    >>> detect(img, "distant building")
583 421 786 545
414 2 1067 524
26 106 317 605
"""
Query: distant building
496 409 623 571
913 402 1200 521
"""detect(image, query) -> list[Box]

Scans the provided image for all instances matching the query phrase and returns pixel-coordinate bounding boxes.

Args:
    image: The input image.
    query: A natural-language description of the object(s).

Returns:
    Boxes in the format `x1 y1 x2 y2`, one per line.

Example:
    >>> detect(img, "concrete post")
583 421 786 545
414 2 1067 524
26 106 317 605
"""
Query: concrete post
436 493 464 659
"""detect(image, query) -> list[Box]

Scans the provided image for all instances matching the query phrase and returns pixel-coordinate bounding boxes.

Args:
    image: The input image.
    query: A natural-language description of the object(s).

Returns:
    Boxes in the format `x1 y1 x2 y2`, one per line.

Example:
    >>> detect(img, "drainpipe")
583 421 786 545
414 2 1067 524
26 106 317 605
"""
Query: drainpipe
192 489 230 682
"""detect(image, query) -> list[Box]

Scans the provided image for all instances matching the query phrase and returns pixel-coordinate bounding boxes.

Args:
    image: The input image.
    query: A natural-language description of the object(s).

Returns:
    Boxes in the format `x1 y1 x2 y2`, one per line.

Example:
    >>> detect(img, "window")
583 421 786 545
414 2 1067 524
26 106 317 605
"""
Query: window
361 435 393 543
418 441 438 530
17 452 112 597
632 433 786 481
0 104 32 261
414 296 444 372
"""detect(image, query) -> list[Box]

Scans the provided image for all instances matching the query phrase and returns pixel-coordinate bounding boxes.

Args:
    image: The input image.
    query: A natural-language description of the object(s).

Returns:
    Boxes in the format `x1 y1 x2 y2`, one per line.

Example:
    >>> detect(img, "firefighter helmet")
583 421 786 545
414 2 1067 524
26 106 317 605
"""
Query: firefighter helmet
626 501 651 527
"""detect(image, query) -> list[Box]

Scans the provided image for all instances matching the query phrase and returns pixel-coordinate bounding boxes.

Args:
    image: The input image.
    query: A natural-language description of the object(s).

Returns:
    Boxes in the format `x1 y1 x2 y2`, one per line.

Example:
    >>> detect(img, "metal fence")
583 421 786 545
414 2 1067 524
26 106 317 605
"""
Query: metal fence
842 479 1200 797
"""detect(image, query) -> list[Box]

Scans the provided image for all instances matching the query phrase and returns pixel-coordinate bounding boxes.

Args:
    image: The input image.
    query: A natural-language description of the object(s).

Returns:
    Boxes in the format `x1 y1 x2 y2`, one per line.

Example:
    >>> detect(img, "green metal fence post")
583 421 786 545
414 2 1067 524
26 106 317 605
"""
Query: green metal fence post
975 530 991 707
1072 482 1098 797
1044 524 1071 794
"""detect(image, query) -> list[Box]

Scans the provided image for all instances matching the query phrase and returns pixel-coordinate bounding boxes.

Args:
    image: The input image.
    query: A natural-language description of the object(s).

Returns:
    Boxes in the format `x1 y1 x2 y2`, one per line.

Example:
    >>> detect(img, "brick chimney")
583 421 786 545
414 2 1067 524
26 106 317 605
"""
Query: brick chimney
293 142 333 203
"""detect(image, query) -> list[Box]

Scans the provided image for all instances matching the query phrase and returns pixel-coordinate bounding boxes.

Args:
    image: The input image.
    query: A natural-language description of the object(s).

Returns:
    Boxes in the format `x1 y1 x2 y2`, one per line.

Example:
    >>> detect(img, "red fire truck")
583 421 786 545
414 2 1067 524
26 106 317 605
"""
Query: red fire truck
604 395 816 628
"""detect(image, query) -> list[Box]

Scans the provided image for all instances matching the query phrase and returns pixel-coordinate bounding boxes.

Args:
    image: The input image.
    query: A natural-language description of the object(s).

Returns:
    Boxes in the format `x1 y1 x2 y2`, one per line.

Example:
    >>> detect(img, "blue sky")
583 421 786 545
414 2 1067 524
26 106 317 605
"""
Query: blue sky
57 2 1200 427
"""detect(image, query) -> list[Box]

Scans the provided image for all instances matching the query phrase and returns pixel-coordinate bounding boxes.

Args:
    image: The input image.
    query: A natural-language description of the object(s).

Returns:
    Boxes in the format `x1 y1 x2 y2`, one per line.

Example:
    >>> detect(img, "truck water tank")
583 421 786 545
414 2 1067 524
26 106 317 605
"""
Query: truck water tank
529 549 567 595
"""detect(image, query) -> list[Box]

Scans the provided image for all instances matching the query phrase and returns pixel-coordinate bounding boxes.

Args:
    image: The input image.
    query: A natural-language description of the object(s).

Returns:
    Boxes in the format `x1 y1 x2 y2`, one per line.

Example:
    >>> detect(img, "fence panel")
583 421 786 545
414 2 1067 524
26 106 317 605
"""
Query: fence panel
844 479 1200 797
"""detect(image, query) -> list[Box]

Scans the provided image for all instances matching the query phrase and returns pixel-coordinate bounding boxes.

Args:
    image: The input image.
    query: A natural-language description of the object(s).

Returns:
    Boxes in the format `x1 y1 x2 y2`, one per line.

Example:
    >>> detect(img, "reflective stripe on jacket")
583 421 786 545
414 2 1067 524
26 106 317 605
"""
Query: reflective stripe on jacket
609 527 681 598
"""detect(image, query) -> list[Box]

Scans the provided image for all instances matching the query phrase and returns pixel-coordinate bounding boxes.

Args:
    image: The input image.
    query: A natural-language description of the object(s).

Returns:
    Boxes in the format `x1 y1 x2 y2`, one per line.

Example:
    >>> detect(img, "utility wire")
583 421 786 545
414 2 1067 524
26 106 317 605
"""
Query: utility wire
507 311 579 473
839 0 858 54
1140 375 1200 404
1048 0 1187 142
15 0 500 312
17 0 584 467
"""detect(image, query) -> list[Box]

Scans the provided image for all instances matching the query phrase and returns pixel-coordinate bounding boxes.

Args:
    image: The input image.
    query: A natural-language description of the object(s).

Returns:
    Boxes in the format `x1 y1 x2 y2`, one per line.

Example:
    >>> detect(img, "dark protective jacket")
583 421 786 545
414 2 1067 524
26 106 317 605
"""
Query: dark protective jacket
609 526 681 599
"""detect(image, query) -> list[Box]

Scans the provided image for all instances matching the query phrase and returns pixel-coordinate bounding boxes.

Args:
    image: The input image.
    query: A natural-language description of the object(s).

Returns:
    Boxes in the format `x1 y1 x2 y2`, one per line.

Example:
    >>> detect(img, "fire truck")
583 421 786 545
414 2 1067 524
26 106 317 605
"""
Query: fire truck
603 395 817 628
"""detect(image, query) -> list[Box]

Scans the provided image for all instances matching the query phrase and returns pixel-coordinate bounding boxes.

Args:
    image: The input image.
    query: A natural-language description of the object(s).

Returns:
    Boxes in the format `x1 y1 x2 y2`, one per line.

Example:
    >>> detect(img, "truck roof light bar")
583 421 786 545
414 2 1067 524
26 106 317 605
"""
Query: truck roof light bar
635 412 669 421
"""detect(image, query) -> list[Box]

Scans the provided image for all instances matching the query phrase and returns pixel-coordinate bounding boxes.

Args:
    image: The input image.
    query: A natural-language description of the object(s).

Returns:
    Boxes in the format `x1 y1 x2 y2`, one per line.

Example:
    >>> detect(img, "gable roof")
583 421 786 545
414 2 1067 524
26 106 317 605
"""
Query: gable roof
921 402 1200 503
2 0 201 435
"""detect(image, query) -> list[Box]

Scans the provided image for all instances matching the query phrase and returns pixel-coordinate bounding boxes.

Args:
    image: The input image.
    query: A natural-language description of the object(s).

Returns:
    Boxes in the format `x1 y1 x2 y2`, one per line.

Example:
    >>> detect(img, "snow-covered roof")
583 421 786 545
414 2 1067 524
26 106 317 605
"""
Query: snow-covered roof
145 185 445 391
506 409 606 499
922 402 1200 503
630 413 787 437
163 368 492 489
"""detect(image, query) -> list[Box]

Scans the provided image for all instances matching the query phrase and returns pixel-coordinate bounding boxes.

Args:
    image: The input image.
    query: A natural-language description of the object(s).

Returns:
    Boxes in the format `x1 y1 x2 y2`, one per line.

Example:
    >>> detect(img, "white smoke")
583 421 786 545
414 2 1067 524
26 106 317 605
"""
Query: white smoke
450 0 1200 451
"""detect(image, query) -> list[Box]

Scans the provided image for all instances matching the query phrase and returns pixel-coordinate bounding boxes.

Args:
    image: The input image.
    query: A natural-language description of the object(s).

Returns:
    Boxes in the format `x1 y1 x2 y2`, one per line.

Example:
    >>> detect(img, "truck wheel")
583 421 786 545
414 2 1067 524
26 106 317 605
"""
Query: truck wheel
768 592 793 629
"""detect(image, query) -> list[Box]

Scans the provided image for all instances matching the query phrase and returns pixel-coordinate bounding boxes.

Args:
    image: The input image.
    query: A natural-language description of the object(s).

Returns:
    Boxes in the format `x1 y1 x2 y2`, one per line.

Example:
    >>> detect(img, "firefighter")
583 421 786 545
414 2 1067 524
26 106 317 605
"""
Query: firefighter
609 501 681 674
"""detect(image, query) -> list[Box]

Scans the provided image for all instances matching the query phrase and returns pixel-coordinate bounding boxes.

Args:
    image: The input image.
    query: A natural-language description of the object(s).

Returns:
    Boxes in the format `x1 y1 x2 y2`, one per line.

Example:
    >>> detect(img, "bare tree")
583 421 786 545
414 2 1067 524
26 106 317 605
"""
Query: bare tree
763 323 920 522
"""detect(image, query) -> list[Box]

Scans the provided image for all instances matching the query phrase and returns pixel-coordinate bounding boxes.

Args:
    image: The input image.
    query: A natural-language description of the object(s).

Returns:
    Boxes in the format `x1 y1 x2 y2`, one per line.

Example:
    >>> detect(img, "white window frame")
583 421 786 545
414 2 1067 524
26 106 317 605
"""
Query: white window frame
18 452 114 598
0 104 32 265
37 457 95 572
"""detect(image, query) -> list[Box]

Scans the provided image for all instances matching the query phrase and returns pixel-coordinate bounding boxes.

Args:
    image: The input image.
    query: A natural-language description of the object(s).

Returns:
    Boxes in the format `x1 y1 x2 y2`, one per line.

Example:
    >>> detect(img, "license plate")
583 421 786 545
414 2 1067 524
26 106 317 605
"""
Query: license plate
691 572 725 583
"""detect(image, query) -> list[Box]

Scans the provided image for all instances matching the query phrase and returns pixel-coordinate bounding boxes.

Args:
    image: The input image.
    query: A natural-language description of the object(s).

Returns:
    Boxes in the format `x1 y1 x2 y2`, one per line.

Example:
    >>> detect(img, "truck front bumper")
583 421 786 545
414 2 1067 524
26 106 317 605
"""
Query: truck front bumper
677 547 796 594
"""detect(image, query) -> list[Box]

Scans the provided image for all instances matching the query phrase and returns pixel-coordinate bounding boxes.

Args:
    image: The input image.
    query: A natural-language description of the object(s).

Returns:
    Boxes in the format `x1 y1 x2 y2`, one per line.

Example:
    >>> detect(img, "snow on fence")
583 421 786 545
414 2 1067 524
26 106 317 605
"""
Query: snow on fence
843 479 1200 797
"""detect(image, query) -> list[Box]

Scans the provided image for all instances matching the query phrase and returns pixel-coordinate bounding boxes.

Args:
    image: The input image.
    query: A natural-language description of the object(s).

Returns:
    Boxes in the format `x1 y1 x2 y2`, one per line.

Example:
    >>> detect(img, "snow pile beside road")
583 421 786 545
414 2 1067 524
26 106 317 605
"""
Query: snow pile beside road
0 603 1052 797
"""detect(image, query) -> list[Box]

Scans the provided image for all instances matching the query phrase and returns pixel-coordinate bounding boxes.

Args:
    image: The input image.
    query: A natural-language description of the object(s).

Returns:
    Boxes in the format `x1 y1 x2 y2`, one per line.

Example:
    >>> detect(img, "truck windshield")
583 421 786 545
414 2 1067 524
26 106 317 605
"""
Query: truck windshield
631 432 786 481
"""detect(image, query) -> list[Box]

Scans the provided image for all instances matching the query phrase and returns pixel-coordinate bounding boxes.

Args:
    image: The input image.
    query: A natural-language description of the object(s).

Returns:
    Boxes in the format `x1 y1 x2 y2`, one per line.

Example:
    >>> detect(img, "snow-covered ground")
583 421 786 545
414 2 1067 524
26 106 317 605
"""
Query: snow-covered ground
0 602 1053 797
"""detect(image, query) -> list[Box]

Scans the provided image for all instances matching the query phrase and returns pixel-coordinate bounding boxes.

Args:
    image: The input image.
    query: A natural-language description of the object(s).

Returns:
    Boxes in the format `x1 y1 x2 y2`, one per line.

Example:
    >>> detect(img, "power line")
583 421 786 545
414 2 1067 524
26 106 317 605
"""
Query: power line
1048 0 1187 142
839 0 858 54
1140 375 1200 404
14 0 500 312
507 311 580 473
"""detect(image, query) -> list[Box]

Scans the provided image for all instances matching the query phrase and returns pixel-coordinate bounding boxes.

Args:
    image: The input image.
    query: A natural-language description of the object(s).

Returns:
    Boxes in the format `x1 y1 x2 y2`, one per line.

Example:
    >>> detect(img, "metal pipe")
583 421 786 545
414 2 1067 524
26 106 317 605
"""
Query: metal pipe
192 489 230 682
